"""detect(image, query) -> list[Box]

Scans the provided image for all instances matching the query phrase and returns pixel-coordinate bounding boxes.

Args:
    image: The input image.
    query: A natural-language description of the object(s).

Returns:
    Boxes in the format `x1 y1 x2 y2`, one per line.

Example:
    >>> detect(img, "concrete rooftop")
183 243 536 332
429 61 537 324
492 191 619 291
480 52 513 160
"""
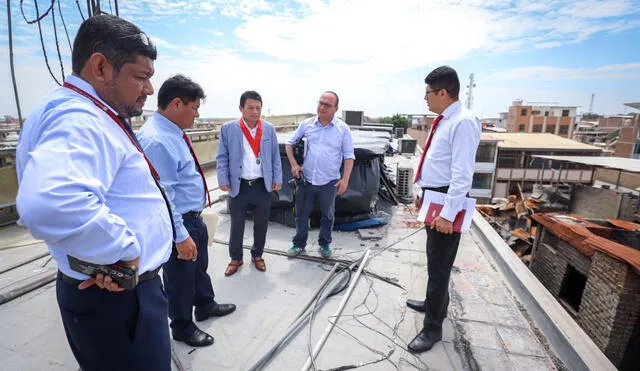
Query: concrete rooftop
0 168 613 371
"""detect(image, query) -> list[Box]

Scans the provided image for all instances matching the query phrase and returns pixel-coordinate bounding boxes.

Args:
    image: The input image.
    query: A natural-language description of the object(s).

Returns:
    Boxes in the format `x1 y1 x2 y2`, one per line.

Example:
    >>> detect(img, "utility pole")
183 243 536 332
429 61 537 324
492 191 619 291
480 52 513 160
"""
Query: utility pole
7 0 23 127
466 73 476 110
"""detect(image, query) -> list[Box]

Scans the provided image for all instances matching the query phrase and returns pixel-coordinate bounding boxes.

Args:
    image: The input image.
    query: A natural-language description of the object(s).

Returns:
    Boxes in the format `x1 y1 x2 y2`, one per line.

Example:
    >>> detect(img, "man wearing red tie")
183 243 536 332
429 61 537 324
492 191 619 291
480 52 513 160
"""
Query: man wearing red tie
216 91 283 276
138 75 236 348
407 66 481 353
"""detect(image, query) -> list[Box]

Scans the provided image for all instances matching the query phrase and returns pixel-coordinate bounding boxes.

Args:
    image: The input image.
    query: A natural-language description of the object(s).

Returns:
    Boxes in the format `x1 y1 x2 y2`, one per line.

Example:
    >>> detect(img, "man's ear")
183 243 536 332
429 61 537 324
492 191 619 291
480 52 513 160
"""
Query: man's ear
171 97 182 112
86 53 113 83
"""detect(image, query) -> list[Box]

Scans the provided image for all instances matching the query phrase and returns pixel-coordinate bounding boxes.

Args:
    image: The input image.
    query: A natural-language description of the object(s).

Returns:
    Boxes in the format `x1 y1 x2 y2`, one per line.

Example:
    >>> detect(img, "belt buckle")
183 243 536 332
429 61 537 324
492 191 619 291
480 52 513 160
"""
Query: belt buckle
247 179 255 186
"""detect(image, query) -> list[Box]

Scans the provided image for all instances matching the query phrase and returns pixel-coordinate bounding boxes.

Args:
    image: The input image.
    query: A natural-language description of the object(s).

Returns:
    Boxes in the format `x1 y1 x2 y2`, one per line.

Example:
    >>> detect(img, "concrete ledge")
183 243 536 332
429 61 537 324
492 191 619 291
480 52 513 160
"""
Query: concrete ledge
470 211 616 371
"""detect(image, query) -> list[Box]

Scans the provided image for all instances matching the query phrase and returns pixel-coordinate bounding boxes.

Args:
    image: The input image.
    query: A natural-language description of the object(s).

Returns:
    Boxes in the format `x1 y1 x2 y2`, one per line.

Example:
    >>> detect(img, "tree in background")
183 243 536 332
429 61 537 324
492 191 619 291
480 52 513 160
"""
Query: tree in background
380 114 411 133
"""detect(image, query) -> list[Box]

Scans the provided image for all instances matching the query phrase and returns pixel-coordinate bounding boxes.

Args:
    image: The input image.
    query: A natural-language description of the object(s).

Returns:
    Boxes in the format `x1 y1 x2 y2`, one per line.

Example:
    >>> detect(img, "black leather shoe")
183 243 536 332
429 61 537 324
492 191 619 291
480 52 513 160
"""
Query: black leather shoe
172 329 214 347
407 330 442 353
406 299 426 312
195 303 237 322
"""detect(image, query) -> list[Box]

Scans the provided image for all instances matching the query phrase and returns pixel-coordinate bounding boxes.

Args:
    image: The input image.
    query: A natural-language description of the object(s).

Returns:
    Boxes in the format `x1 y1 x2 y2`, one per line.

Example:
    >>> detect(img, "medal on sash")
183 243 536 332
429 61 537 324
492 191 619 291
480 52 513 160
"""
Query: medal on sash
240 118 262 165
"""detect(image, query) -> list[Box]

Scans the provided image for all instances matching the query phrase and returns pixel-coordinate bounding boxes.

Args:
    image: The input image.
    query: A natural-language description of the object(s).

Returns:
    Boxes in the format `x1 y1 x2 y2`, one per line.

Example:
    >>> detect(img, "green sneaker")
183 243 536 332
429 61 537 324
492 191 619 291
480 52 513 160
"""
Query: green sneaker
287 245 305 257
319 244 332 258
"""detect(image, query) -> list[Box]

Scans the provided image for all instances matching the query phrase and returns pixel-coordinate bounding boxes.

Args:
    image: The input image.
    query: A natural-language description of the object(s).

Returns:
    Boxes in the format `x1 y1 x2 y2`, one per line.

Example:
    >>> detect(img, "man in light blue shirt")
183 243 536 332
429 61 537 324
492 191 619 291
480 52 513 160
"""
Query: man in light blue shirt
16 15 172 371
285 91 355 257
138 75 236 348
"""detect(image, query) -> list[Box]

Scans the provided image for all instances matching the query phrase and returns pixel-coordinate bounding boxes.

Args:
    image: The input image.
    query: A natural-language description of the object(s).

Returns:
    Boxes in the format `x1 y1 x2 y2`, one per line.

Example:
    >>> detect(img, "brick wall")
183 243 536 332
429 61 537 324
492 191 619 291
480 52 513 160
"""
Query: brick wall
530 229 592 298
618 193 639 221
570 185 622 219
578 252 640 367
596 168 640 190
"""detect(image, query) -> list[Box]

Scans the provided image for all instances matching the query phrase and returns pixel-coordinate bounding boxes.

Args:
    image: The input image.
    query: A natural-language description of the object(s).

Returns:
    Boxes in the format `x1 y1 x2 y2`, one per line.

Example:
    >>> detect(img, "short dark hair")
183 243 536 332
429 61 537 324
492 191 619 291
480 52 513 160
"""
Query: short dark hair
157 75 206 109
323 91 339 106
240 91 262 107
424 66 460 99
72 14 157 74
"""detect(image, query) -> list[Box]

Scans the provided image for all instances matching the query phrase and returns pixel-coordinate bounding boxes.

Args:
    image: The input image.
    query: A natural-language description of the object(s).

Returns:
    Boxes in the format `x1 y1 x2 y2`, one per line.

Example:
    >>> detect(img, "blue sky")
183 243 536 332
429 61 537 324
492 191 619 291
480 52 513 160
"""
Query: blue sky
1 0 639 119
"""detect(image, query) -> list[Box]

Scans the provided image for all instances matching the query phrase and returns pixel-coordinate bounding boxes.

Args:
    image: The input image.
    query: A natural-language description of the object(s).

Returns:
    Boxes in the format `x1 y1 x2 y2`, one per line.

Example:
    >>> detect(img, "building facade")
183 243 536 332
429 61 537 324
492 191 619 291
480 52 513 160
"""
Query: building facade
506 100 577 138
490 133 603 198
613 114 640 158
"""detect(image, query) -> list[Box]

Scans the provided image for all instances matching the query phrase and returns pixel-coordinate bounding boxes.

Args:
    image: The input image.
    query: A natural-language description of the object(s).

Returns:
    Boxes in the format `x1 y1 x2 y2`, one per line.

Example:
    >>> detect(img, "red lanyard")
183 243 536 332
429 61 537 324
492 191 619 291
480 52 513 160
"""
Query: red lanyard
63 82 160 180
239 118 262 158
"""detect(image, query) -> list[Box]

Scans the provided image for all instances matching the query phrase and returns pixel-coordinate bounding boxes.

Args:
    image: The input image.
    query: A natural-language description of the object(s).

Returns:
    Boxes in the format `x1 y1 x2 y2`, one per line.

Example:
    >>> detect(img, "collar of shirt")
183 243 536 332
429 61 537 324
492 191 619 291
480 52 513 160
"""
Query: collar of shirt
152 111 184 137
65 75 118 114
240 118 259 136
439 100 462 121
313 116 336 127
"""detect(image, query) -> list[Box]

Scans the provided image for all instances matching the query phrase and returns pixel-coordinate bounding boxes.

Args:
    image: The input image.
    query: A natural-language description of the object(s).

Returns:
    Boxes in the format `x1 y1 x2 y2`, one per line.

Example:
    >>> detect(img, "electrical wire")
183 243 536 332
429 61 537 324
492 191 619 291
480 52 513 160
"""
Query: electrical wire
21 0 62 85
298 224 427 370
19 0 54 24
75 0 85 20
57 0 72 50
50 1 65 81
219 214 428 369
322 275 429 371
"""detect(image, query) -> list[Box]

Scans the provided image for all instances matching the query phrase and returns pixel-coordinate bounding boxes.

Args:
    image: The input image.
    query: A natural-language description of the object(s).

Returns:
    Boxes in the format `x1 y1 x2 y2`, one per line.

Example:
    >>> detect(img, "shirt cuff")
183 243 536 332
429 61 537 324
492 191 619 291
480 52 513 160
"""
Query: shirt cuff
175 226 190 243
439 204 458 222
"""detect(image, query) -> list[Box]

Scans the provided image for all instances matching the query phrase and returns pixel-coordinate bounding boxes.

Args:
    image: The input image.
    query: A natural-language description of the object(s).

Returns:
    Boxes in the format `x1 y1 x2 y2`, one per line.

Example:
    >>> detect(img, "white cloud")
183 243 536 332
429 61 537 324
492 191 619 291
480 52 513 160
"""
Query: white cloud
1 0 639 119
231 0 639 72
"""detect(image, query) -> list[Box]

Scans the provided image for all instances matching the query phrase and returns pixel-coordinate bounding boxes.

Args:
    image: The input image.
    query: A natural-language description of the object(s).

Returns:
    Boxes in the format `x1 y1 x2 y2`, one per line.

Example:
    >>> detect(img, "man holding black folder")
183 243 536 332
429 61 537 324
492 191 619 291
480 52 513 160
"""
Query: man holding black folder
407 66 481 353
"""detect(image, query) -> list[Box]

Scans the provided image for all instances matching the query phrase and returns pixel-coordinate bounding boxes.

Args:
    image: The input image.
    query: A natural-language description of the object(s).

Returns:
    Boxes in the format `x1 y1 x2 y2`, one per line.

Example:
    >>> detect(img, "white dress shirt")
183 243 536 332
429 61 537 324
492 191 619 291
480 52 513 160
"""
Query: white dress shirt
240 120 264 180
417 101 481 222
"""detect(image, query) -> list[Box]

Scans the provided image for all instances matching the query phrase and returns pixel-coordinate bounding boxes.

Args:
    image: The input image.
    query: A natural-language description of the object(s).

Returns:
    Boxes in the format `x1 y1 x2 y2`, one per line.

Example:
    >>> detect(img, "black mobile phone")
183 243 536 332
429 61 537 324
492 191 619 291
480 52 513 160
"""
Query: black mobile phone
67 255 139 290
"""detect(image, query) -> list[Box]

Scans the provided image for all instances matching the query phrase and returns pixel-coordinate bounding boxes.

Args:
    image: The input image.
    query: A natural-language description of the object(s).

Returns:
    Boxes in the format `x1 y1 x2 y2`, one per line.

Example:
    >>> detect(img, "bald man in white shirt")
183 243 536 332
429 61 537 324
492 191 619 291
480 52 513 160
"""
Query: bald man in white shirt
407 66 481 353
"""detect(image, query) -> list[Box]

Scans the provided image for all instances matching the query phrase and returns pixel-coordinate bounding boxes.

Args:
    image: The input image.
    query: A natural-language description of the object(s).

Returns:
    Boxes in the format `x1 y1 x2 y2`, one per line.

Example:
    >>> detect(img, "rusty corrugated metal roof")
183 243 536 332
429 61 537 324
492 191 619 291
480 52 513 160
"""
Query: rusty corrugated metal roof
532 213 640 274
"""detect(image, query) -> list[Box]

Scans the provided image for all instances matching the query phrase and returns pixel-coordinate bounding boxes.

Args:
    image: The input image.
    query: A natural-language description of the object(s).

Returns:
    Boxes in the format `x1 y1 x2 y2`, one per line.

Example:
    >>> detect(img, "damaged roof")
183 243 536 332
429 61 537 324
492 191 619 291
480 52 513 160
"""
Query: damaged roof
532 213 640 274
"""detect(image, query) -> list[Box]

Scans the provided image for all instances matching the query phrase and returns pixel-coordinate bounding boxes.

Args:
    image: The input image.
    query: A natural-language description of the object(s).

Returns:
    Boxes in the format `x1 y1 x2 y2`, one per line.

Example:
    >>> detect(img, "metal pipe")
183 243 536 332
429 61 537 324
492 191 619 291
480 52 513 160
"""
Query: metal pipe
301 249 371 371
247 269 351 371
0 252 50 275
289 263 339 328
0 271 57 305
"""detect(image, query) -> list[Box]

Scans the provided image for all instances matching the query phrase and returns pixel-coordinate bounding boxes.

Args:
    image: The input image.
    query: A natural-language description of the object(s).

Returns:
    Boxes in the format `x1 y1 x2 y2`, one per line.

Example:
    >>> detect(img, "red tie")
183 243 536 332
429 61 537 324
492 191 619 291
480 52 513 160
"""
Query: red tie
414 115 444 183
183 132 212 207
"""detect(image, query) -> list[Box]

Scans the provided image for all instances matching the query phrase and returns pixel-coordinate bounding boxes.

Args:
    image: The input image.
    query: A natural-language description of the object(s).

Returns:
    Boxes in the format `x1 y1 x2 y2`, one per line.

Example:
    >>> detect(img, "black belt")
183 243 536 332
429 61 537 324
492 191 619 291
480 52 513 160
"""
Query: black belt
422 185 449 194
58 266 161 287
241 178 264 186
182 210 202 219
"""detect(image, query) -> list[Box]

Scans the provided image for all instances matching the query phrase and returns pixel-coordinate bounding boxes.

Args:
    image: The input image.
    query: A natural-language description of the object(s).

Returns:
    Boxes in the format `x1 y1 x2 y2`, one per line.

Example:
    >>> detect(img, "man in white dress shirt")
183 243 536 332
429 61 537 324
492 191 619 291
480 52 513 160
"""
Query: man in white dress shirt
407 66 481 353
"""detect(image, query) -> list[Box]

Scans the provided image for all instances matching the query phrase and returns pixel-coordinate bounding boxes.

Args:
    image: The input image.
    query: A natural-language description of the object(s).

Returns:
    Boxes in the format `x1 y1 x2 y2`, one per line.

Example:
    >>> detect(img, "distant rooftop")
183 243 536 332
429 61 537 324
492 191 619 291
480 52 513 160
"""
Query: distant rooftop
491 133 602 151
532 155 640 173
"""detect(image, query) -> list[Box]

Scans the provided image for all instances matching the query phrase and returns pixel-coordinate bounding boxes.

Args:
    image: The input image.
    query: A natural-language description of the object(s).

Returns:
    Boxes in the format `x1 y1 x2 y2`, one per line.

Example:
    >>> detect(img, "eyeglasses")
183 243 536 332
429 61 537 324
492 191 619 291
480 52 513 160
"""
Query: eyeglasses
318 100 334 108
425 89 441 97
